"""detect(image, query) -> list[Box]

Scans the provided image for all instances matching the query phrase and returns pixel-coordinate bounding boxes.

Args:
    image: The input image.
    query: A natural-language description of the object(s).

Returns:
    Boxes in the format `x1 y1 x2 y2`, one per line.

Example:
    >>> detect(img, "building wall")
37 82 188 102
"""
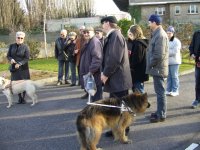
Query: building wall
140 3 200 24
46 17 101 32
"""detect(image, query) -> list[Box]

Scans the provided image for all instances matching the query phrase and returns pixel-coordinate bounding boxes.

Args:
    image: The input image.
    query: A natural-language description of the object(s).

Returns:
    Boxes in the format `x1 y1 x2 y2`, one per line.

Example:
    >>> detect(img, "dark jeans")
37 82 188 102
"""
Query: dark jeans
92 84 103 102
58 60 69 81
195 66 200 101
69 62 76 84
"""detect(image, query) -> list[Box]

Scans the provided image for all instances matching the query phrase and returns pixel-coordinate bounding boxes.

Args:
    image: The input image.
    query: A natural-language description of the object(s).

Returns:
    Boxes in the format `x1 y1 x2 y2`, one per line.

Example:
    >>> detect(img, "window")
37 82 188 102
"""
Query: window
188 5 198 14
175 6 181 14
155 7 165 15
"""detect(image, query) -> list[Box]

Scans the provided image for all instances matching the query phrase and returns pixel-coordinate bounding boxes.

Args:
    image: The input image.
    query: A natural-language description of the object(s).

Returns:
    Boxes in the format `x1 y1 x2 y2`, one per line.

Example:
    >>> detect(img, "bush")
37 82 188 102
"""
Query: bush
118 19 133 37
0 42 7 48
26 40 41 60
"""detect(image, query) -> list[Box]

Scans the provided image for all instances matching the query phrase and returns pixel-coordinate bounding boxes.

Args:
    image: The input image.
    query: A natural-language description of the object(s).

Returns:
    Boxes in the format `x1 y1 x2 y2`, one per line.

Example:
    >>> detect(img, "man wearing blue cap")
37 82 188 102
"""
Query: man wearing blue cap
146 14 169 123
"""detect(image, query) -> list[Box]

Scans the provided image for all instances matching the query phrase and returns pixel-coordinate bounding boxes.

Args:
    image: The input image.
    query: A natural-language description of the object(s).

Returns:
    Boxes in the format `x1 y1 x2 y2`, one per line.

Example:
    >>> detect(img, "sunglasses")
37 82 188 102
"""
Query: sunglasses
17 37 24 40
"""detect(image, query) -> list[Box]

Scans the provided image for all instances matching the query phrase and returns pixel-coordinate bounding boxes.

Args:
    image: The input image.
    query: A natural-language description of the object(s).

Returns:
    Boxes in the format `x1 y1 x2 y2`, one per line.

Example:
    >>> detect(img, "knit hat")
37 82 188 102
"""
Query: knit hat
148 14 162 24
83 26 94 32
101 16 118 24
95 28 103 33
167 26 175 33
68 32 77 38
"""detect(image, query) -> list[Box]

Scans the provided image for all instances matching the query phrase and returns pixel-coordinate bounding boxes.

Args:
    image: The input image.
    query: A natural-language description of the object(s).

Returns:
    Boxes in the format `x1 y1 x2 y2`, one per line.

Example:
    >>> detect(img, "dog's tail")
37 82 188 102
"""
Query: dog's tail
76 114 95 149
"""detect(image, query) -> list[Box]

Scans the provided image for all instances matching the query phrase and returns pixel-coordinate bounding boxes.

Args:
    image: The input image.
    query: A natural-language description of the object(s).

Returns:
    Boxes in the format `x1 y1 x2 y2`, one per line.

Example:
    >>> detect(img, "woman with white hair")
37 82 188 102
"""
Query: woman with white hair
7 31 30 104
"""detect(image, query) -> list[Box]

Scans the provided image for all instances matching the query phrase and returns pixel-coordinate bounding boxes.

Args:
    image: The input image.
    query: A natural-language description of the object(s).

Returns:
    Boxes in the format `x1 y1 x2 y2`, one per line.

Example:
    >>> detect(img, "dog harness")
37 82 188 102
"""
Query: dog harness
87 94 135 114
3 81 13 94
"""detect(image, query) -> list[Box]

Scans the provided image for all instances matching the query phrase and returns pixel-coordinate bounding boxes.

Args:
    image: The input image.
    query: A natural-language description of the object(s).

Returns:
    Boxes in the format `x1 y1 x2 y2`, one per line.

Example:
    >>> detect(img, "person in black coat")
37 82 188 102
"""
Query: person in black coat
189 30 200 108
65 32 77 86
55 29 70 85
7 31 30 104
128 25 149 93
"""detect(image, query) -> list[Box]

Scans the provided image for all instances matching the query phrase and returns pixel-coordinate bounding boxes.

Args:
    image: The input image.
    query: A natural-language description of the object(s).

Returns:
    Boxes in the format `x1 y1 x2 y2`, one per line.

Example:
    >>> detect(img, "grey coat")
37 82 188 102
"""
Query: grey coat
103 30 132 93
79 36 103 88
146 26 169 78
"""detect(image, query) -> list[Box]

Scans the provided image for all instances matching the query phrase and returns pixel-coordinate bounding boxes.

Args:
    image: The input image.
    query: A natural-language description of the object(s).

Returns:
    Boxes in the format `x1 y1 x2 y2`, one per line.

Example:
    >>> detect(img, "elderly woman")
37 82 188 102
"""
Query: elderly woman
7 31 30 104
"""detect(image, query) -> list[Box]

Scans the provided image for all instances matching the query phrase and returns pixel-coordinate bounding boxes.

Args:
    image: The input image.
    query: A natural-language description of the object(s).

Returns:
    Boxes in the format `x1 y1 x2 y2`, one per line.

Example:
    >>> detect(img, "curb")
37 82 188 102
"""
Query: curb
35 69 195 85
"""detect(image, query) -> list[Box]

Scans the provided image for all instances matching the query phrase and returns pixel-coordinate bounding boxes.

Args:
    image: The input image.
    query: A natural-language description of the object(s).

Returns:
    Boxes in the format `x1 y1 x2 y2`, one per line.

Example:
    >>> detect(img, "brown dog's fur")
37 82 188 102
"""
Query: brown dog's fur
76 93 150 150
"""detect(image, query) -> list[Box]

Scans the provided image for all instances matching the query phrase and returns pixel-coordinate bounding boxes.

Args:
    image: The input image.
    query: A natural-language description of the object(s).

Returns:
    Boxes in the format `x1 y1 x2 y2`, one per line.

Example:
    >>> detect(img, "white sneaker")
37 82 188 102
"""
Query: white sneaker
170 92 179 97
166 91 171 95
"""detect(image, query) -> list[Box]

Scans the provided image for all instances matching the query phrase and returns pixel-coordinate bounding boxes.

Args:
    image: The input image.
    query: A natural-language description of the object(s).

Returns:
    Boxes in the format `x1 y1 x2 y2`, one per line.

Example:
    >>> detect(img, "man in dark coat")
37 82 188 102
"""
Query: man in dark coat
55 29 70 85
189 30 200 108
100 16 132 136
101 16 132 96
79 27 103 101
7 31 30 104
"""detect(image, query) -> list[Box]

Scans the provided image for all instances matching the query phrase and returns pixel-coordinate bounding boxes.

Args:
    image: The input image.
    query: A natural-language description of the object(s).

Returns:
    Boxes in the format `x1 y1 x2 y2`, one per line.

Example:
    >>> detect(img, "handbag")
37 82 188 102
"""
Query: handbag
83 72 97 96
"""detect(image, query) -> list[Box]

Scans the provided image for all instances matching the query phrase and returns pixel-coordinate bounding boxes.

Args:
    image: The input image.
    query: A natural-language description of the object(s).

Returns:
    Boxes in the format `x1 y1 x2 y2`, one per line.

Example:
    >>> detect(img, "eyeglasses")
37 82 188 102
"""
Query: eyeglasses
17 37 24 40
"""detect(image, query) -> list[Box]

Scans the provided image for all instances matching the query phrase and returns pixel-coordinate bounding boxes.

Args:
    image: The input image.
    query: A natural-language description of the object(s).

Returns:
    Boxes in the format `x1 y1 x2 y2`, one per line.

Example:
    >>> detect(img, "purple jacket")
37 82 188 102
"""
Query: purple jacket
79 36 103 88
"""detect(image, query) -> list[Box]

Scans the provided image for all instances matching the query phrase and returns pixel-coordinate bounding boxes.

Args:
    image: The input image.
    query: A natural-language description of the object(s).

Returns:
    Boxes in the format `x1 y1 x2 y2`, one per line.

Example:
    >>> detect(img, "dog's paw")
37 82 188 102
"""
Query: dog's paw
97 148 103 150
123 139 132 144
6 105 11 108
31 103 35 107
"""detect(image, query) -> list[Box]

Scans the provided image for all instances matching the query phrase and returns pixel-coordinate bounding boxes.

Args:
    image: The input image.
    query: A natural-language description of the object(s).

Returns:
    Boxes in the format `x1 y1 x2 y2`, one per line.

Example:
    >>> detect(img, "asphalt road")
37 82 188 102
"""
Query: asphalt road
0 72 200 150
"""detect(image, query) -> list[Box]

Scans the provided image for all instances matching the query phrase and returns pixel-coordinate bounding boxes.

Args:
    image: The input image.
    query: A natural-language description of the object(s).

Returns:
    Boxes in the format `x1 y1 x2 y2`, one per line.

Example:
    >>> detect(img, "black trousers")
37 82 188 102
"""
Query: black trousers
110 90 128 99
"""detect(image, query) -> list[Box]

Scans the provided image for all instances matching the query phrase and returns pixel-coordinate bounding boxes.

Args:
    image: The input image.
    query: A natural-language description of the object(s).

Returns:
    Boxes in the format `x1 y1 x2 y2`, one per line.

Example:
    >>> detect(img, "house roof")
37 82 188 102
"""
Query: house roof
129 0 200 6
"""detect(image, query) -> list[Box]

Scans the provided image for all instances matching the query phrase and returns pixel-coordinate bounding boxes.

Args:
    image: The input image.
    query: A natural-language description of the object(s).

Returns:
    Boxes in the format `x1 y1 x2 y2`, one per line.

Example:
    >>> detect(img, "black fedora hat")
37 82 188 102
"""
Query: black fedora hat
101 16 117 24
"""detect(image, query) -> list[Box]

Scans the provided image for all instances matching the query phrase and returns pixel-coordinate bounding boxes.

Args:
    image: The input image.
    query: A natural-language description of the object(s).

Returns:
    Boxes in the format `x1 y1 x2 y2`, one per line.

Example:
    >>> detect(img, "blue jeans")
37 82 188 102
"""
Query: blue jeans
153 76 167 118
167 64 180 92
58 60 69 81
133 82 145 93
69 62 76 84
195 66 200 101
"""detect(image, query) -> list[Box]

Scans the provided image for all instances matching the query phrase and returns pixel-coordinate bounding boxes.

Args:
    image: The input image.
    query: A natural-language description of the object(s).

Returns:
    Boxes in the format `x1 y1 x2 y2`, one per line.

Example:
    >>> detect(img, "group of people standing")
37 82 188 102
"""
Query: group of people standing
6 14 200 124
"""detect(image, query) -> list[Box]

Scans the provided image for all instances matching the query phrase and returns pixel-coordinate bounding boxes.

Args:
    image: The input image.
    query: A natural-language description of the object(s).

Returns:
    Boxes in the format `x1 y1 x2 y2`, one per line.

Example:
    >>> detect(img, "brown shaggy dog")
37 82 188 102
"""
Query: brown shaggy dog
76 93 150 150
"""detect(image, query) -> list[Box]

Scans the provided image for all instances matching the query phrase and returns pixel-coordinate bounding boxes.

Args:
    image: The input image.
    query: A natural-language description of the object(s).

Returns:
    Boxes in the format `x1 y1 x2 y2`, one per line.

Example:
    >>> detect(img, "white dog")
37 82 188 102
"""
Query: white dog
0 77 43 108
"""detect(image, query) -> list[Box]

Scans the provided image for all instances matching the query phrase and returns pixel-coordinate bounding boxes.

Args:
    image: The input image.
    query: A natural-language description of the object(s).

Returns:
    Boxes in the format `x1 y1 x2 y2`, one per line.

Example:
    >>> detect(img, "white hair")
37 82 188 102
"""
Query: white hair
60 29 67 34
16 31 25 38
79 25 85 30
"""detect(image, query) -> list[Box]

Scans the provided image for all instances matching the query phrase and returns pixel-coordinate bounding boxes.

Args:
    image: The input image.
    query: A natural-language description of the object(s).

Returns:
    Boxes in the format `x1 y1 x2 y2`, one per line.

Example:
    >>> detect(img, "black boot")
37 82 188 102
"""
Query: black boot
21 91 26 104
17 94 22 104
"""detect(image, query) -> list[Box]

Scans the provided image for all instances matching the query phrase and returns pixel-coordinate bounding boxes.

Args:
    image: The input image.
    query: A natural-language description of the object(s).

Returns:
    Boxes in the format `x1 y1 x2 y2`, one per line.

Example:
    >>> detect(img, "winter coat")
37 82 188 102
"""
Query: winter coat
65 39 76 63
129 39 149 83
168 36 182 65
55 37 68 61
7 43 30 80
189 30 200 62
102 30 132 93
79 36 103 89
146 26 169 78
